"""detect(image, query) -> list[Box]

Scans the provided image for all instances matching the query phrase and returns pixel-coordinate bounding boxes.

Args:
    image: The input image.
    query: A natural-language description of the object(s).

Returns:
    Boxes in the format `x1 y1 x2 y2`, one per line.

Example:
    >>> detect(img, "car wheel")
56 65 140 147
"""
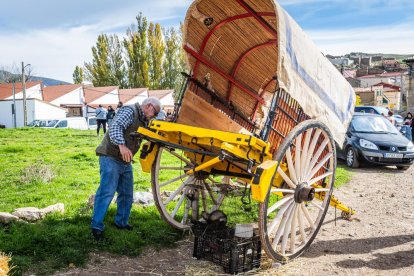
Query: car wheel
396 166 409 171
346 147 359 168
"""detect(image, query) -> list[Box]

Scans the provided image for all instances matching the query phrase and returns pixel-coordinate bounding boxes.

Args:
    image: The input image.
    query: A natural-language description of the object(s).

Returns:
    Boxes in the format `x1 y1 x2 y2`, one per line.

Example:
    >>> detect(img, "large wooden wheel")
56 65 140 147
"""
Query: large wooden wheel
151 146 227 230
259 120 336 262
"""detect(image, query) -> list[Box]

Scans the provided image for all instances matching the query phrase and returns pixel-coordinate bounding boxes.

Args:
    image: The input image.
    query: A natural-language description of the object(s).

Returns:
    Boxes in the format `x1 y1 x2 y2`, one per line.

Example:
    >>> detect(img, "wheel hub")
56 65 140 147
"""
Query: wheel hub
294 183 315 203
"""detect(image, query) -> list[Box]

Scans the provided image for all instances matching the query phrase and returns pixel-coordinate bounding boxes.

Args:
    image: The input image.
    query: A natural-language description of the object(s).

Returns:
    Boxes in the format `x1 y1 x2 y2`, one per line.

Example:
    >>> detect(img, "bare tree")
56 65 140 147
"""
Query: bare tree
0 63 34 83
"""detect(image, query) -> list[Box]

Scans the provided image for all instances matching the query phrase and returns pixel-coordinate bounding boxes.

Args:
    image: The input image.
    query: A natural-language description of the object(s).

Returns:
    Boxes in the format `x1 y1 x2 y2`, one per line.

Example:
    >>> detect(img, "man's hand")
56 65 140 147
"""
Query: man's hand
119 144 133 163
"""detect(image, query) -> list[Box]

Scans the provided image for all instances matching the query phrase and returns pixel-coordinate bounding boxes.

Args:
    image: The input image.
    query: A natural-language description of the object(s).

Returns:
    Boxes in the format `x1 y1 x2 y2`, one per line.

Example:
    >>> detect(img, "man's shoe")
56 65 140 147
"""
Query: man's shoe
92 228 104 241
114 223 133 231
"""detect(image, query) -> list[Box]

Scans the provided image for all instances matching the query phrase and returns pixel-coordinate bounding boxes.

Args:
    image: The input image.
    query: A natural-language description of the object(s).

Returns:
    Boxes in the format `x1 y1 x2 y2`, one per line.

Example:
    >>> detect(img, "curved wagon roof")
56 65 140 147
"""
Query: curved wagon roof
182 0 355 144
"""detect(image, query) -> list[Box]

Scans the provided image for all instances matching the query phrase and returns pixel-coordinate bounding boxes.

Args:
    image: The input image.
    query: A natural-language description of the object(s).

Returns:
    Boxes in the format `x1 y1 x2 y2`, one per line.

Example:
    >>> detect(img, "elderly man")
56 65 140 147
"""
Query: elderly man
91 97 161 241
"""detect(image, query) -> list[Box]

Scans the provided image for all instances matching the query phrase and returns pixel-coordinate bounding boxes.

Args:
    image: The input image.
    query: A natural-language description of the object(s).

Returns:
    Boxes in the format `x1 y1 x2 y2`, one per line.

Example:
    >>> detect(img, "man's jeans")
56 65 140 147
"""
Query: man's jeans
91 155 133 231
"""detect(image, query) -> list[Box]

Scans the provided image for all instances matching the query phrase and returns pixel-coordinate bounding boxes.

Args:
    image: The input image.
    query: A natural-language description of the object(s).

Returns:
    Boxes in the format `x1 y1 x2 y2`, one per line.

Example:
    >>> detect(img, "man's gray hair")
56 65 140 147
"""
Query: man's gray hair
142 97 162 111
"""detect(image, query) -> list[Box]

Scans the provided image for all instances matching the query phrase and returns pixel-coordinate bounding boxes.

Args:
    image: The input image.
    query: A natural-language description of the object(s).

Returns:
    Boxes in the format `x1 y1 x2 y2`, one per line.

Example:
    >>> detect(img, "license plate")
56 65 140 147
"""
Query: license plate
384 153 403 158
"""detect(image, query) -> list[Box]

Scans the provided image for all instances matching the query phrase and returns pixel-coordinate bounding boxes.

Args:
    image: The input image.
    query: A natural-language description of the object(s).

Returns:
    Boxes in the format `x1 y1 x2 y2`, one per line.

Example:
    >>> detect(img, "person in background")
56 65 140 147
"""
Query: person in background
107 106 115 127
116 101 123 112
154 109 166 120
387 110 395 126
91 97 161 241
403 112 413 126
95 105 108 136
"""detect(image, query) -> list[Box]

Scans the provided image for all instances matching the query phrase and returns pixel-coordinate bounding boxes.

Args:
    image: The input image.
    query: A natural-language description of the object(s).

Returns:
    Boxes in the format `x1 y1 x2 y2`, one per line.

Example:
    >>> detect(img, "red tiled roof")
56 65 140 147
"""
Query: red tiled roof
83 86 118 104
373 82 400 91
0 81 42 100
148 89 173 100
119 88 147 104
42 84 82 102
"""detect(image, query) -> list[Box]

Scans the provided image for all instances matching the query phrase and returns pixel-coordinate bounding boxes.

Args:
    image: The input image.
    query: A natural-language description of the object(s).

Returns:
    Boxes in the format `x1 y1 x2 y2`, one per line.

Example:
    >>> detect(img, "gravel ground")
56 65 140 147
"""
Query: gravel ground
54 164 414 276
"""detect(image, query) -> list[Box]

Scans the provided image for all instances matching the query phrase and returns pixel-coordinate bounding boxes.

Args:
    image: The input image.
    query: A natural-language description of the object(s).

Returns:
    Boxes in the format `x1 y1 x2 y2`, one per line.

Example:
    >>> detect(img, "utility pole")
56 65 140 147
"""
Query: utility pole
22 61 27 127
12 81 17 128
21 61 31 127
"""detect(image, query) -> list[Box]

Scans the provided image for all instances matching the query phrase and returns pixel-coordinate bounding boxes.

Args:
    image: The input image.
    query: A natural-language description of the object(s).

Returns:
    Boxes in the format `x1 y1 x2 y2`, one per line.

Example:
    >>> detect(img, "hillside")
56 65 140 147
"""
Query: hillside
0 69 70 86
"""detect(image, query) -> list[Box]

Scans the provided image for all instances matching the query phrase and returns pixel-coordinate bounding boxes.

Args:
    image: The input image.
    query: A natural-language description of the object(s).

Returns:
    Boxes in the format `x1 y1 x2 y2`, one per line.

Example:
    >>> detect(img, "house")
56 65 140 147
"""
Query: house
119 88 148 105
383 60 401 71
83 86 118 117
374 82 401 110
0 98 66 128
0 81 43 100
148 90 175 113
42 84 83 116
354 83 400 111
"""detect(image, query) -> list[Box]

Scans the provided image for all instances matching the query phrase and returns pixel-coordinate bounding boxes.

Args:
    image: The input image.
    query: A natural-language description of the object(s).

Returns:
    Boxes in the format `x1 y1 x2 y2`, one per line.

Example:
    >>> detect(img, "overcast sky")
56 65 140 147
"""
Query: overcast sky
1 0 413 83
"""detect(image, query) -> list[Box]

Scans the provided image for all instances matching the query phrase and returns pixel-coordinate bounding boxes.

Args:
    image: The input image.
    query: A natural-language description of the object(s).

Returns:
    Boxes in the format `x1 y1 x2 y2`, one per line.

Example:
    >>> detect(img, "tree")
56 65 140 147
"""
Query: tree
72 66 84 84
162 27 184 91
148 22 165 89
84 34 112 86
124 13 150 88
84 34 126 87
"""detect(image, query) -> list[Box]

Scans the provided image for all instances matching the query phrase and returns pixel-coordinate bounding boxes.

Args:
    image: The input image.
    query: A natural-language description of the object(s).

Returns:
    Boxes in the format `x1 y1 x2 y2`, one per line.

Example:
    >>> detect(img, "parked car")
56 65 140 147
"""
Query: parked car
392 114 404 127
45 117 88 130
28 119 56 127
337 113 414 170
87 116 97 130
354 106 390 116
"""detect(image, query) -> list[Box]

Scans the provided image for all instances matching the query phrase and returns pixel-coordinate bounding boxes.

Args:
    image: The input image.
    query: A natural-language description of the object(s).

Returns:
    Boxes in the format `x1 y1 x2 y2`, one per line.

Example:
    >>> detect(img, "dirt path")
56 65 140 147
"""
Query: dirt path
55 164 414 275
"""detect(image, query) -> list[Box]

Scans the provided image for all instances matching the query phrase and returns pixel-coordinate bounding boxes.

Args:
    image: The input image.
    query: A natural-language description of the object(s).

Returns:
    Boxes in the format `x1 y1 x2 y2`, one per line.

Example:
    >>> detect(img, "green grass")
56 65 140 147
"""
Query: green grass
0 128 181 275
0 128 352 275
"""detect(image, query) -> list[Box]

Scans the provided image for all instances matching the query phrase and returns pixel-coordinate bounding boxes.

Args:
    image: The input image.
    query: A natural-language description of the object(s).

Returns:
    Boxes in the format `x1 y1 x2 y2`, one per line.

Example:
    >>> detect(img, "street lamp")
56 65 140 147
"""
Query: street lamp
22 62 31 127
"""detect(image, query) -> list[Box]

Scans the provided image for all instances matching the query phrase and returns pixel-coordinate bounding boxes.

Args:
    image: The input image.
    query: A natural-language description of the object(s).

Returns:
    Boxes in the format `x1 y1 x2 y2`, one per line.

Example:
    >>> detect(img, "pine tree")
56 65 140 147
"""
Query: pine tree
72 66 84 84
148 22 165 89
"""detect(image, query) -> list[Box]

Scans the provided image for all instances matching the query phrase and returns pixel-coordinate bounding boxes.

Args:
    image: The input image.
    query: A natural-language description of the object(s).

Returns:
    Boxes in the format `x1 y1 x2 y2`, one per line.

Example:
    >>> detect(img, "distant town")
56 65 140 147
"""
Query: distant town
326 53 414 113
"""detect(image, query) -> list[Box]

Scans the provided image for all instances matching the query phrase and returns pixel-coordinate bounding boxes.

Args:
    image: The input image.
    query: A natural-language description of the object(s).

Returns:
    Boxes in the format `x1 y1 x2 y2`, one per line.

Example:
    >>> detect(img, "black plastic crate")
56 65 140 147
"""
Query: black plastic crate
192 223 261 274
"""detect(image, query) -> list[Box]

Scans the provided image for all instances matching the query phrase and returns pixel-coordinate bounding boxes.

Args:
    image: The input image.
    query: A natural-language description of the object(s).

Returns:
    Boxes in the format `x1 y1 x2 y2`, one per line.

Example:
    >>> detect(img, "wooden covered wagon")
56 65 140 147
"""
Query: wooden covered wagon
137 0 356 262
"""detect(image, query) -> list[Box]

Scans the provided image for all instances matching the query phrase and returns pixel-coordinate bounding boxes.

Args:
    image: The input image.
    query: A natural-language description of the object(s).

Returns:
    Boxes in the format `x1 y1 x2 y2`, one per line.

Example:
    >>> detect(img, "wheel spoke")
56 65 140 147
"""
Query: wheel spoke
309 201 324 211
268 199 294 235
286 148 298 184
171 188 187 218
301 203 315 229
159 166 184 170
203 180 218 205
302 129 321 178
271 188 295 194
290 205 298 253
169 150 192 165
294 134 302 182
160 173 189 187
300 129 312 178
277 166 296 189
281 204 297 255
305 152 333 181
308 171 333 186
305 137 329 179
163 179 190 205
267 195 293 216
297 206 306 243
272 202 295 248
314 188 330 193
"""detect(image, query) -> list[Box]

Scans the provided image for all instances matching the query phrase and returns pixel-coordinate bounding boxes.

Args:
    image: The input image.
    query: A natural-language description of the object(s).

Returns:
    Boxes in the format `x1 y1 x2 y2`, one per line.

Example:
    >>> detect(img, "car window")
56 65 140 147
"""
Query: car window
28 120 39 127
56 120 68 128
352 116 399 134
88 118 97 125
47 120 58 127
39 121 48 127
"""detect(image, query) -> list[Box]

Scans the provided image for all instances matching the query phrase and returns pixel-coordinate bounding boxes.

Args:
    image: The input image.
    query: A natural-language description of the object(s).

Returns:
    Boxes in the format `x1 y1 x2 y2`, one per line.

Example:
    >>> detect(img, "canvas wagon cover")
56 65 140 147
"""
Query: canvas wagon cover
182 0 355 145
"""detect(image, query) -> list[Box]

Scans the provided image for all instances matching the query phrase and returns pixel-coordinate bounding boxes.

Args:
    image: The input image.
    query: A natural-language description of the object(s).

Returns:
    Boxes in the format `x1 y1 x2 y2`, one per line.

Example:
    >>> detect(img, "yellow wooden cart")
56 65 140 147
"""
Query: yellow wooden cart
137 0 356 262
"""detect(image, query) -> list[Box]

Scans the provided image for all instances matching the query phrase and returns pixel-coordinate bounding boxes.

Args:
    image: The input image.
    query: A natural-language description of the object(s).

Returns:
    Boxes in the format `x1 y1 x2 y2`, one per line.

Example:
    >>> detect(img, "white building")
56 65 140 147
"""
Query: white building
0 98 66 128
